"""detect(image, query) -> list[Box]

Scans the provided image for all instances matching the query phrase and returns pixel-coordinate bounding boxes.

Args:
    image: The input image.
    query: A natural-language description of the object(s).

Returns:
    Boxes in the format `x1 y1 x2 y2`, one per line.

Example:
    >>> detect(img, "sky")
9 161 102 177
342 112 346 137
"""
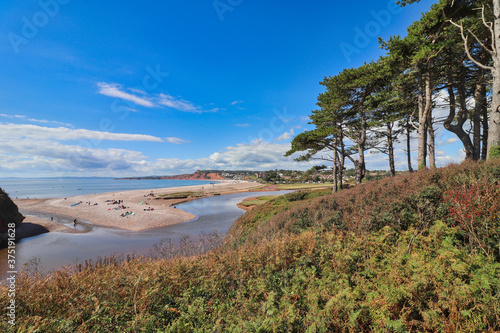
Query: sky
0 0 465 178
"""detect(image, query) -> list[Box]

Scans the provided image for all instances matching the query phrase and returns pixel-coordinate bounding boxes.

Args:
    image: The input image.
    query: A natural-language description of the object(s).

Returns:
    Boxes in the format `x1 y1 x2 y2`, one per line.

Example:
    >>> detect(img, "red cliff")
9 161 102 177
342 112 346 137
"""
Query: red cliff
118 171 226 181
159 171 225 180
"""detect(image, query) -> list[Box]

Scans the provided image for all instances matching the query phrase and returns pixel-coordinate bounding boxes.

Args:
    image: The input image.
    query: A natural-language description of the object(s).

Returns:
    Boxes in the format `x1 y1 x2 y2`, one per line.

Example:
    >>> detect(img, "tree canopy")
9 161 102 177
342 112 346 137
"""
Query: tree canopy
287 0 500 190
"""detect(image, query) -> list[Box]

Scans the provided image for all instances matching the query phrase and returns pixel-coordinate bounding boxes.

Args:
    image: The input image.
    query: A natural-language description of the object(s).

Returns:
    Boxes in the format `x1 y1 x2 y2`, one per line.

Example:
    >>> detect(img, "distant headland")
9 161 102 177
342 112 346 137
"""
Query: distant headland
115 170 226 181
115 168 397 183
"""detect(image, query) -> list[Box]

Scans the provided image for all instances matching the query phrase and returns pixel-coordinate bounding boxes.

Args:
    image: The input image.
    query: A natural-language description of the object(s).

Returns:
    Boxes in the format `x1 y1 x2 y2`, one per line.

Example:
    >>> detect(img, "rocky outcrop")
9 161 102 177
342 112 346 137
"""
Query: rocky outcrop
0 188 25 247
0 188 25 232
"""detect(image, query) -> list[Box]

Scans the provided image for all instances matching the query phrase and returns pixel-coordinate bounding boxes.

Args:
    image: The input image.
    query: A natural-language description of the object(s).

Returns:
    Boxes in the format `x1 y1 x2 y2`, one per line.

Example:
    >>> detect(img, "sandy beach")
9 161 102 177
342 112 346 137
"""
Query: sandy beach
14 180 263 232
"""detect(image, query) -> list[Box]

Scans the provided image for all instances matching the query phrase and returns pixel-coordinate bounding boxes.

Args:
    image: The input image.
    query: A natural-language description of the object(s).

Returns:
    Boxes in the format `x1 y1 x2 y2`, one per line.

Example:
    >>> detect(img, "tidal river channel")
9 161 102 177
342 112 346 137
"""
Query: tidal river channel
0 190 291 278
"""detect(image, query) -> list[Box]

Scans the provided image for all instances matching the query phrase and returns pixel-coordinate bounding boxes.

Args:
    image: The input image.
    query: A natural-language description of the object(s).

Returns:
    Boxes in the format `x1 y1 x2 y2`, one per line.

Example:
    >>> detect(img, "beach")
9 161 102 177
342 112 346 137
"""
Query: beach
14 180 263 233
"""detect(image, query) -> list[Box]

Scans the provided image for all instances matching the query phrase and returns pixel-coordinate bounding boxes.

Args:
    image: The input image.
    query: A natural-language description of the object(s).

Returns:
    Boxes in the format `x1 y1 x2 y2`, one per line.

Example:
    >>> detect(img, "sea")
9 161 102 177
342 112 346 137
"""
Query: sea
0 178 218 199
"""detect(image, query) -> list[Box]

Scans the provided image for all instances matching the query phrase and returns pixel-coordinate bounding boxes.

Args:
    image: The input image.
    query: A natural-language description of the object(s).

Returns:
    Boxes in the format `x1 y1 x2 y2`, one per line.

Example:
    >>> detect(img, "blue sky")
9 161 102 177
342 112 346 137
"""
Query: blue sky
0 0 463 177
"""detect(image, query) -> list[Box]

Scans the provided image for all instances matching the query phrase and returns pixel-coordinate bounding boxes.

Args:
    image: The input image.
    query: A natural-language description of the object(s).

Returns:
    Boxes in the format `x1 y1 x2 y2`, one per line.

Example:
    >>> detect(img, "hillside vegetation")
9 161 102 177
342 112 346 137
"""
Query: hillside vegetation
2 161 500 332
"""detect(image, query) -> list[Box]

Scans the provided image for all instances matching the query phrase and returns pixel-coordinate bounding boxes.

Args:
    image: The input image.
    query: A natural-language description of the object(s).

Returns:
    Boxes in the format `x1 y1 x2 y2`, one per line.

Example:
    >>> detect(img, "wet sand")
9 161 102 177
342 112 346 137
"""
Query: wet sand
14 181 262 232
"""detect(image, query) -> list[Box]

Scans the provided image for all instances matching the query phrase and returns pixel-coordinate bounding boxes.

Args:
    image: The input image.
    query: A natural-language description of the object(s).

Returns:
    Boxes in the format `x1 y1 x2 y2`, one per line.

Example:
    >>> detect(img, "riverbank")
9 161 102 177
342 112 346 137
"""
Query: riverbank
14 181 262 233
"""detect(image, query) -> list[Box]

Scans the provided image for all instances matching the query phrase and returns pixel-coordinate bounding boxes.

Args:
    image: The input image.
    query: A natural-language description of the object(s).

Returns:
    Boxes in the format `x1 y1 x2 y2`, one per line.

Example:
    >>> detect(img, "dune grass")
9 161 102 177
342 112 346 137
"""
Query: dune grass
238 195 281 207
159 191 202 198
276 183 332 190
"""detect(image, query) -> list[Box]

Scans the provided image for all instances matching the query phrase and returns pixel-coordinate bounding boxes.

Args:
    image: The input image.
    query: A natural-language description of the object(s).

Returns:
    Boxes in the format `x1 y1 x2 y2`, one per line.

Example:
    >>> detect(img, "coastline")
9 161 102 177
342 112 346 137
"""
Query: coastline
14 180 263 235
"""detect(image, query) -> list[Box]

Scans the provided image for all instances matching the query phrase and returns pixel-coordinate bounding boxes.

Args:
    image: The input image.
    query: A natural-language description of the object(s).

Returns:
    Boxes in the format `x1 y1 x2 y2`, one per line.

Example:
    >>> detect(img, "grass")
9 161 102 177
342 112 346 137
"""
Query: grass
2 160 500 332
159 191 202 198
275 183 332 190
238 195 281 207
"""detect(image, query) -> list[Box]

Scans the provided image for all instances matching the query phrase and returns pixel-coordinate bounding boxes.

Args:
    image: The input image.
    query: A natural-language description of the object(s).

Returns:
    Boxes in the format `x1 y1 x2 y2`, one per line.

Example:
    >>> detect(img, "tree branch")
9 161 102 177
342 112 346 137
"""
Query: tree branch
480 5 495 50
409 112 420 130
329 146 358 165
467 25 494 55
449 20 494 70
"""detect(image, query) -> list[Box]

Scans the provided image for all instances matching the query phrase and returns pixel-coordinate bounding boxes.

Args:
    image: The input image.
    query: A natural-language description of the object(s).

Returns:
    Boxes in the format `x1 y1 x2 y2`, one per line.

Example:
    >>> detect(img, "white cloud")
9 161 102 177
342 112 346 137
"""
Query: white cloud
128 88 147 95
274 129 295 142
157 93 200 112
136 140 306 174
230 100 244 106
436 149 466 166
444 137 458 145
235 123 250 127
0 114 73 127
0 128 318 177
96 82 218 113
203 139 312 170
0 123 171 176
96 82 155 108
165 137 191 144
0 123 163 142
157 94 220 113
0 139 146 172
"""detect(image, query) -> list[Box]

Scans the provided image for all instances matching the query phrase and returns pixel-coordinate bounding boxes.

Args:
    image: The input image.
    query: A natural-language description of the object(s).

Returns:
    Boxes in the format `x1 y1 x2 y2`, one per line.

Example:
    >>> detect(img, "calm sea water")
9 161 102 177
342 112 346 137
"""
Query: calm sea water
0 178 217 199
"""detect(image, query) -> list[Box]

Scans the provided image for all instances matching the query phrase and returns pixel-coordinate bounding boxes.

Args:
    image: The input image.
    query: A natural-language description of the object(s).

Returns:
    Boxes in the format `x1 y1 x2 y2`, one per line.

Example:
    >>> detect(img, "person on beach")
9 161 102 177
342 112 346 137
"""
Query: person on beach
73 219 77 226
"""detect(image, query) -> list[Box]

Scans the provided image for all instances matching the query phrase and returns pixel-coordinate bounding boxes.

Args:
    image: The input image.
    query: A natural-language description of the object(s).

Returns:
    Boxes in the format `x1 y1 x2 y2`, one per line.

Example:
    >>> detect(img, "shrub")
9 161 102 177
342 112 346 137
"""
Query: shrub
444 181 500 259
284 190 309 202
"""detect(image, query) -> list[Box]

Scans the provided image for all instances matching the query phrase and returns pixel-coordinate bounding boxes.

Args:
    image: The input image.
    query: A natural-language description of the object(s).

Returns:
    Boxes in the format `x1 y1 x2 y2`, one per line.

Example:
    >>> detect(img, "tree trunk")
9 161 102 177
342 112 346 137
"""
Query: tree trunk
356 100 367 184
457 66 475 160
444 63 475 160
482 92 489 160
406 118 414 172
487 1 500 159
417 68 432 170
332 160 338 194
387 122 396 176
473 67 485 160
427 116 436 169
488 67 500 159
339 133 345 189
417 70 426 169
333 136 338 194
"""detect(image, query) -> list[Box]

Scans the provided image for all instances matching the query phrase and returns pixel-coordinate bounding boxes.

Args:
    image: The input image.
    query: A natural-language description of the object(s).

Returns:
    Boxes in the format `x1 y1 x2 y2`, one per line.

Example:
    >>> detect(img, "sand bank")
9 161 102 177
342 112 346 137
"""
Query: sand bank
14 181 262 232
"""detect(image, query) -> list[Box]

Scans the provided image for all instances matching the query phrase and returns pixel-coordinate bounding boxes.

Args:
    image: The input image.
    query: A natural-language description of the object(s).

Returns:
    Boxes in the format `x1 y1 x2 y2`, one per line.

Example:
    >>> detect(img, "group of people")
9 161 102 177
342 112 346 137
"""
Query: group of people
106 199 123 205
144 191 155 198
120 211 134 217
49 216 78 227
67 195 161 222
110 205 127 211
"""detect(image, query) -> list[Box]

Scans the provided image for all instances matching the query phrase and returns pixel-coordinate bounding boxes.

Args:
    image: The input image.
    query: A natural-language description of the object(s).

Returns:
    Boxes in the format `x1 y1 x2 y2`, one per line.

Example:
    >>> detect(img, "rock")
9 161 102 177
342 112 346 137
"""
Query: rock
0 187 25 237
